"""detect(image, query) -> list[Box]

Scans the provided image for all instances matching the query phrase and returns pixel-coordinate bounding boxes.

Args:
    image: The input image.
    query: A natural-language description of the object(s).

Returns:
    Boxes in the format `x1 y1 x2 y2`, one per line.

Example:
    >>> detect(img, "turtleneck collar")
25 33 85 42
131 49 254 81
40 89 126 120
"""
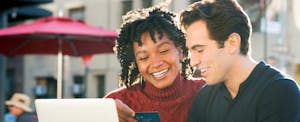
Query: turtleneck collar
142 74 184 101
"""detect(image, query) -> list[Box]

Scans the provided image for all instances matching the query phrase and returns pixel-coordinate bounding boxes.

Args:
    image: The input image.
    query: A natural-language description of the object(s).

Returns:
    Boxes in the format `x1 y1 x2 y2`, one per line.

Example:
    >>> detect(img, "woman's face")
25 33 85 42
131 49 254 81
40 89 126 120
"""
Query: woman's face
133 31 181 89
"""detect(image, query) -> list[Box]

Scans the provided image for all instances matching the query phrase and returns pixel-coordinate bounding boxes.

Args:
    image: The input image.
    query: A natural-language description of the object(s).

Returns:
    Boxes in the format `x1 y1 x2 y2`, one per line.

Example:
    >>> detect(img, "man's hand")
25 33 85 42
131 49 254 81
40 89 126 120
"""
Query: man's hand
115 99 137 122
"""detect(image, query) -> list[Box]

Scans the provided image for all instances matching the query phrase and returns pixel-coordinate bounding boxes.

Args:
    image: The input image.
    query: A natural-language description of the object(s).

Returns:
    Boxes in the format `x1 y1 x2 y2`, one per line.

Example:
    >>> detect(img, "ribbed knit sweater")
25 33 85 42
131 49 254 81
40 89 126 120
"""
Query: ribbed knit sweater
104 75 205 122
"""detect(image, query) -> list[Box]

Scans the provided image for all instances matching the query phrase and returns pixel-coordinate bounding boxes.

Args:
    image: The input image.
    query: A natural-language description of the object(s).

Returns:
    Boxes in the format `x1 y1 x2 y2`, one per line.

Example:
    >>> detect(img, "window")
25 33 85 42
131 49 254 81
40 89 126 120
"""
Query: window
6 69 16 99
190 0 200 4
97 75 106 98
238 0 262 32
73 75 84 98
122 0 133 15
69 7 85 21
143 0 152 8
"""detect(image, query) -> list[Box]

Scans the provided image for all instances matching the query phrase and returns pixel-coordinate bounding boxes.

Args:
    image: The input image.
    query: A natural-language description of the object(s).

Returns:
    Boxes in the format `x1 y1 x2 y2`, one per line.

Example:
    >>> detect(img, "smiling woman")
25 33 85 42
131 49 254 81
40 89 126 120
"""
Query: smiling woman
133 31 181 89
104 4 205 122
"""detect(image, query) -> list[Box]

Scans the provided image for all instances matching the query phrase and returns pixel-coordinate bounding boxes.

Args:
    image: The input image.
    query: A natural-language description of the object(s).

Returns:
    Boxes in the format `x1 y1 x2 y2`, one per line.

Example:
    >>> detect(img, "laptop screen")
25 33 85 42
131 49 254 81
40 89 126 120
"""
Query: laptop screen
35 98 119 122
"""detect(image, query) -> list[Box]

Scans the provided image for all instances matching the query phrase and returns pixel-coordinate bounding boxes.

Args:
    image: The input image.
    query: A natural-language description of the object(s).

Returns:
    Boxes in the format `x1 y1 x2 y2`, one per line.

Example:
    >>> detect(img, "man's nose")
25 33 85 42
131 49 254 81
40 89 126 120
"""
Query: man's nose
189 52 200 67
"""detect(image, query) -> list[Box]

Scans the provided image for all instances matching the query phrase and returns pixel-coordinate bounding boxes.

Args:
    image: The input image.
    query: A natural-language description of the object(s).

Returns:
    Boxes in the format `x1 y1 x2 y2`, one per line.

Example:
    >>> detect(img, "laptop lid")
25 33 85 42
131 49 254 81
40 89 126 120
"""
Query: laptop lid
35 98 119 122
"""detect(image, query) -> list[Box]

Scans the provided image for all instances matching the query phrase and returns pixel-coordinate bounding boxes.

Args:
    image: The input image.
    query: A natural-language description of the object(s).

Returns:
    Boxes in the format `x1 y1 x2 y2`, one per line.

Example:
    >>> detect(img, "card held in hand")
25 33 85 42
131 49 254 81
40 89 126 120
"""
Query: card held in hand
134 112 161 122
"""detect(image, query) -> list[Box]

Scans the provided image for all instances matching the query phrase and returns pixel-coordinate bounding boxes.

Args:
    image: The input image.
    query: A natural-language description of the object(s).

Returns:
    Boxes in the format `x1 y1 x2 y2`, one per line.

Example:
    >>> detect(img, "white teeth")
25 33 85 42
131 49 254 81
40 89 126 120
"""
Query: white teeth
200 68 207 73
152 69 168 78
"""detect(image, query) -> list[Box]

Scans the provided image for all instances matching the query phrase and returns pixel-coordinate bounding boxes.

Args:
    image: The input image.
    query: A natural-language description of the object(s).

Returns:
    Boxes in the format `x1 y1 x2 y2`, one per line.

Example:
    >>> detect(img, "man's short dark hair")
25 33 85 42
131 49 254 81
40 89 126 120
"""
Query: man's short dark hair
180 0 252 55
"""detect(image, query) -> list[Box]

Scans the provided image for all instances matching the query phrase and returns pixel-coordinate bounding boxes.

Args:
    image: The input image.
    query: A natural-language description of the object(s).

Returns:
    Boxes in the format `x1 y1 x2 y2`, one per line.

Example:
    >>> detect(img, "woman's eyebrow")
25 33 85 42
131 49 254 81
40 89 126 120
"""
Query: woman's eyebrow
157 41 171 48
135 50 147 57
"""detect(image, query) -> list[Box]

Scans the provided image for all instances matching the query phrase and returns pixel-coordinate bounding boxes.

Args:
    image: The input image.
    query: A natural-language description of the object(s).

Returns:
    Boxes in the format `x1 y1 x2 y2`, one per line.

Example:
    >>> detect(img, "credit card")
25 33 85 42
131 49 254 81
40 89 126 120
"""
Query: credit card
134 112 161 122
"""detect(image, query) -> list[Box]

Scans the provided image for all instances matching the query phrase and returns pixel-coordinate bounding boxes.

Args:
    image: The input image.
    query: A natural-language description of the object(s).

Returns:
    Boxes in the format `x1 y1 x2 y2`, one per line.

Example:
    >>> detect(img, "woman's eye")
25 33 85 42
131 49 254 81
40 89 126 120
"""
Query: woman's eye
138 56 148 61
160 49 169 54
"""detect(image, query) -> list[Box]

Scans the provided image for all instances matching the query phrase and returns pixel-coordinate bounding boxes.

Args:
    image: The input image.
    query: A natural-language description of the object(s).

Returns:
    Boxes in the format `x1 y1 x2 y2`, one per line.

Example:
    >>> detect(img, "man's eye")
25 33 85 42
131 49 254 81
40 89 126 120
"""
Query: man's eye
197 49 204 53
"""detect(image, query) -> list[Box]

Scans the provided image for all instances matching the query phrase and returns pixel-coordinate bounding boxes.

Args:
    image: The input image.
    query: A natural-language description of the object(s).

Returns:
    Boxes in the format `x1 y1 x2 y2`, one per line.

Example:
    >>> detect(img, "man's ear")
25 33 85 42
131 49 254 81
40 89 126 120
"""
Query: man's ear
225 33 241 54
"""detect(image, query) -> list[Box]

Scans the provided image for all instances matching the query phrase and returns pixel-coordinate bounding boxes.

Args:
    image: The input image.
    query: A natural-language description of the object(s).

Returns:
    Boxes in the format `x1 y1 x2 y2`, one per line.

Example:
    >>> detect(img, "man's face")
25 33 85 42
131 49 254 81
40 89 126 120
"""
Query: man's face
185 20 233 85
8 105 24 116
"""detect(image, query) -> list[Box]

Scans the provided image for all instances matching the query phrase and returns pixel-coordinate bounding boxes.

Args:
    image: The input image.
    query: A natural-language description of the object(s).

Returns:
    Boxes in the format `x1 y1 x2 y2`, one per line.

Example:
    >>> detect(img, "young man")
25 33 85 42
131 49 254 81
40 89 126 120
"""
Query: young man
180 0 300 122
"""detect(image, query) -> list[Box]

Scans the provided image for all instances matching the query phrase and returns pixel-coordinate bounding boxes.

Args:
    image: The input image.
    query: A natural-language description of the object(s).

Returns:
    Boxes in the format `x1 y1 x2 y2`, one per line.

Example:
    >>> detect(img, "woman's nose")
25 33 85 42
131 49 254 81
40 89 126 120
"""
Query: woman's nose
151 57 163 68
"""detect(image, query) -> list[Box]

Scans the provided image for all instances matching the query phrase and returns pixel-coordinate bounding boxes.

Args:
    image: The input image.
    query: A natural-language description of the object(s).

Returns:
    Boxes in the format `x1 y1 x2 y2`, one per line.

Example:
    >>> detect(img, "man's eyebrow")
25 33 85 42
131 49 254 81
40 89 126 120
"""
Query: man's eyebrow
191 44 205 50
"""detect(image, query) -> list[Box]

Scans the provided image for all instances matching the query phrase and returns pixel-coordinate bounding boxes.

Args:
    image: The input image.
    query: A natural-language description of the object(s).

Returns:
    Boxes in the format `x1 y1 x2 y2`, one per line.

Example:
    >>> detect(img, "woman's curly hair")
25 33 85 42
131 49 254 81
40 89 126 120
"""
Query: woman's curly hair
115 6 193 88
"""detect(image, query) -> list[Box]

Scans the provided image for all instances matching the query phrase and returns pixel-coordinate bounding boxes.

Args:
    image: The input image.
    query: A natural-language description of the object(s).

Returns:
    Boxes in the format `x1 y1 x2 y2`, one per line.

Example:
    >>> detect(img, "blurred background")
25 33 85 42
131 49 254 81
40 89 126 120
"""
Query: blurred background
1 0 300 121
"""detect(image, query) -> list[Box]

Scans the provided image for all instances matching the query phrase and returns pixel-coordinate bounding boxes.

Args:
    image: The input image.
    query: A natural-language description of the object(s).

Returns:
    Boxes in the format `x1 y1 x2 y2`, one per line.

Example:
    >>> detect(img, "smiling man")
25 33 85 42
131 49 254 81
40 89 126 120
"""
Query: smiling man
180 0 300 122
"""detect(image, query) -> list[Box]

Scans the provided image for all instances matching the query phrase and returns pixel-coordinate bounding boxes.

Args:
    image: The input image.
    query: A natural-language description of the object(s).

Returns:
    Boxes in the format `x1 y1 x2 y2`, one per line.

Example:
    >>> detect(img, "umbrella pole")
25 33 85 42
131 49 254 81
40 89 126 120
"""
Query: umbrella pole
57 39 63 99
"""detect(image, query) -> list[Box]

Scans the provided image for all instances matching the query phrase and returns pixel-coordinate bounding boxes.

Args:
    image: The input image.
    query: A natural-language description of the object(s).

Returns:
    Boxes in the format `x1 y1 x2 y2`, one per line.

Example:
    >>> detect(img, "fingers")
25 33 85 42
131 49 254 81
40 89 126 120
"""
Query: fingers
115 99 137 122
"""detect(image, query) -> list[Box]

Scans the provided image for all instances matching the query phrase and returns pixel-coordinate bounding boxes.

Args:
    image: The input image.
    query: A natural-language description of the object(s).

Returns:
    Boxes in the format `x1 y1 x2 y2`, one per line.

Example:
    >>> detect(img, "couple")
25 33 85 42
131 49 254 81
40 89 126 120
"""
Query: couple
105 0 300 122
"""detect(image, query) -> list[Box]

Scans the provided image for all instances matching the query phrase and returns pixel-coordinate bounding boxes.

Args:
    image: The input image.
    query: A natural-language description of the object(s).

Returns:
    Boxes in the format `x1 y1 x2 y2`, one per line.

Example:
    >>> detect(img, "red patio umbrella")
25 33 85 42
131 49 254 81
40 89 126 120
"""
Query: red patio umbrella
0 16 118 98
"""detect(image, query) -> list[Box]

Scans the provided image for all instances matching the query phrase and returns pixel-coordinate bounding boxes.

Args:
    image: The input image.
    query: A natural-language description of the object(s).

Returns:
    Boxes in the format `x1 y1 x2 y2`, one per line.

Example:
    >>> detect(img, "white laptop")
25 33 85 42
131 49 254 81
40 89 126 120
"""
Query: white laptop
35 98 119 122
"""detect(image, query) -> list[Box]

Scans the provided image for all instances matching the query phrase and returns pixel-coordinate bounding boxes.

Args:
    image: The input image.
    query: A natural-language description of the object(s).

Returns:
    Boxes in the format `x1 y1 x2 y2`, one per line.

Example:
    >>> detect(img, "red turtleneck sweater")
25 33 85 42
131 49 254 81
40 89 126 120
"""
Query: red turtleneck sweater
104 75 205 122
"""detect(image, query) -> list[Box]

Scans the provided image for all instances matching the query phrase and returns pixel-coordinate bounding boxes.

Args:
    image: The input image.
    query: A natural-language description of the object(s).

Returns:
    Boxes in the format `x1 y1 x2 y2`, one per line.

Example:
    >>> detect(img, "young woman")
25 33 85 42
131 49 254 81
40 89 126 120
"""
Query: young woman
104 6 205 122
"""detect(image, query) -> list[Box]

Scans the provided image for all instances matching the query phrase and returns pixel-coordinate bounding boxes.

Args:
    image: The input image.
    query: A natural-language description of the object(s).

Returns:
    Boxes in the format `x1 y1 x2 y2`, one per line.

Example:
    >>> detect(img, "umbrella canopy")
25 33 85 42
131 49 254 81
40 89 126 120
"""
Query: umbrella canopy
0 16 117 56
0 16 118 98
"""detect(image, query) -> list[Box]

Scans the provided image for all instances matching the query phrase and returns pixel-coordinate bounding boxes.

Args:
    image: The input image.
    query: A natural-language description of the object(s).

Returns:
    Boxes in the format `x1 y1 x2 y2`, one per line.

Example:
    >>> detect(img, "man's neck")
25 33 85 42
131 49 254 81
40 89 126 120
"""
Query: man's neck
224 56 257 99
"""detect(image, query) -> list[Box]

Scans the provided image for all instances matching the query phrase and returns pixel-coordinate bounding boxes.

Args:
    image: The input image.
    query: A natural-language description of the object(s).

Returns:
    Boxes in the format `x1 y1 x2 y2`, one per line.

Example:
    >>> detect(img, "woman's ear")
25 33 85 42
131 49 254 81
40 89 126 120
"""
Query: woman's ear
225 33 241 54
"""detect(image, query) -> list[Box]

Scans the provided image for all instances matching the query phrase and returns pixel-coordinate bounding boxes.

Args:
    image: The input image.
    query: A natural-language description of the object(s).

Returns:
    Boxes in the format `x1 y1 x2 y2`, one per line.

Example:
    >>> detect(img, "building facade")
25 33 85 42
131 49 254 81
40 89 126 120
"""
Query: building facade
8 0 299 100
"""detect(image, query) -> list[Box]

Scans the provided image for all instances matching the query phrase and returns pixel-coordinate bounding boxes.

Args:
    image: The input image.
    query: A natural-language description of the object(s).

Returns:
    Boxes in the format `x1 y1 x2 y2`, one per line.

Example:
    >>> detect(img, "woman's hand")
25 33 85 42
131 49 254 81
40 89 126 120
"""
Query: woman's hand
115 99 137 122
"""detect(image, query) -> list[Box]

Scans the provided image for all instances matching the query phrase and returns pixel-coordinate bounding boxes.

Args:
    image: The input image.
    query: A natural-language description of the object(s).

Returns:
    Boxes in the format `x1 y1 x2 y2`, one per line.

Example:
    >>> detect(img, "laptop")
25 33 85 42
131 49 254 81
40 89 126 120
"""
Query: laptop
35 98 119 122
